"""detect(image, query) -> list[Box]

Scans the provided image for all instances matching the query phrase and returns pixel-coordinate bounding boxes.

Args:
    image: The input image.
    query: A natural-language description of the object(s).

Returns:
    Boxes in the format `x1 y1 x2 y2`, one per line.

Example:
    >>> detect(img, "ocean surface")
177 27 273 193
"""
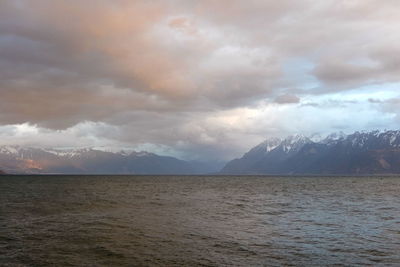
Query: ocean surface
1 175 400 266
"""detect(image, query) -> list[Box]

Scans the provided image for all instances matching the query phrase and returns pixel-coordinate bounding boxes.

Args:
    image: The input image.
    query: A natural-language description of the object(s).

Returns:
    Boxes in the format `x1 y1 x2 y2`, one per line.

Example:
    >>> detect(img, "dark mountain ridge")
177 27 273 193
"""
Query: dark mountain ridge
221 130 400 175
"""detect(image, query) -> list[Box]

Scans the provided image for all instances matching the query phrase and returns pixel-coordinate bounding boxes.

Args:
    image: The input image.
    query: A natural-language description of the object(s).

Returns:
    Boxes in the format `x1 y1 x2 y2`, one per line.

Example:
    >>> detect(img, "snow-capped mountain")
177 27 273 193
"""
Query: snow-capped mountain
344 130 400 149
258 137 282 153
279 134 312 153
321 131 347 145
221 130 400 174
0 146 217 174
247 137 282 156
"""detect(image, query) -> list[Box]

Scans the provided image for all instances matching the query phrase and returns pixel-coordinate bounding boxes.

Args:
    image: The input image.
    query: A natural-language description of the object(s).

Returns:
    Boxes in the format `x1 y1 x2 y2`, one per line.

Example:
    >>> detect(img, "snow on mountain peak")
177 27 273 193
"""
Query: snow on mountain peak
258 137 282 152
280 134 312 153
322 131 347 145
380 130 400 147
309 133 324 143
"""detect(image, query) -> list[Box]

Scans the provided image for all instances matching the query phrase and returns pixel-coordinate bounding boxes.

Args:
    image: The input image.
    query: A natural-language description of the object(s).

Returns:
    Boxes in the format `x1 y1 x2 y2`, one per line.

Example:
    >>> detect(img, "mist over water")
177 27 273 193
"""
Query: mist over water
1 175 400 266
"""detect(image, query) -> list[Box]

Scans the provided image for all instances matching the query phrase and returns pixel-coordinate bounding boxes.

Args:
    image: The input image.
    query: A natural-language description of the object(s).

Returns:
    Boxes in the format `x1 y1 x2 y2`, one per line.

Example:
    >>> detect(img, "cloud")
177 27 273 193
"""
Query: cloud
274 94 300 104
1 0 400 160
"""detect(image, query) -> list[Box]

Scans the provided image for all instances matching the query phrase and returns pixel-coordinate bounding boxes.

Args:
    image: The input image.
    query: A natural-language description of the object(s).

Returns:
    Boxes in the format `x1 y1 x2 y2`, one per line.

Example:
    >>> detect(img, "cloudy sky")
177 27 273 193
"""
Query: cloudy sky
1 0 400 161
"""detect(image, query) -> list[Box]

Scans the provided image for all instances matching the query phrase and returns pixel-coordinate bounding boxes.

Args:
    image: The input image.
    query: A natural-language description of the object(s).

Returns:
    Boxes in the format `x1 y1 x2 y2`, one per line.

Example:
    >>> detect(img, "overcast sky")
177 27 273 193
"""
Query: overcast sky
1 0 400 161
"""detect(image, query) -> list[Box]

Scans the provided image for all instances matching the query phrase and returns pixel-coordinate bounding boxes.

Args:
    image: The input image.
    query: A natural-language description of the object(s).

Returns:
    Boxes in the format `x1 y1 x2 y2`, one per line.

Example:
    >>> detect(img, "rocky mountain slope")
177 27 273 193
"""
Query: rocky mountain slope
221 130 400 175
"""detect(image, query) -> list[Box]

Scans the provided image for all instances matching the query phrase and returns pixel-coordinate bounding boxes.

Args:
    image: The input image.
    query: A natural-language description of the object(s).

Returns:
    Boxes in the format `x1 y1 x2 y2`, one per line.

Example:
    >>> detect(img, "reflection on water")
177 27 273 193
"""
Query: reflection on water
1 175 400 266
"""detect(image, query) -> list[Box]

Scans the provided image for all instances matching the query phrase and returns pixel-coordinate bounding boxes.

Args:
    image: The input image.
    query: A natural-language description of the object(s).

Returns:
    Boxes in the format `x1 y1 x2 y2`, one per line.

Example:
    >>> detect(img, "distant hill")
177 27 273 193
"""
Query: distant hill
0 147 218 175
221 130 400 175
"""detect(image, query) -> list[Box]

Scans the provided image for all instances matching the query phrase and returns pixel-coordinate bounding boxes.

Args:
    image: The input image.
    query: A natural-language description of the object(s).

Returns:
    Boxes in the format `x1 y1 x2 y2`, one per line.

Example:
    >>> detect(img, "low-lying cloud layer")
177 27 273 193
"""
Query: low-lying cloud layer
1 0 400 160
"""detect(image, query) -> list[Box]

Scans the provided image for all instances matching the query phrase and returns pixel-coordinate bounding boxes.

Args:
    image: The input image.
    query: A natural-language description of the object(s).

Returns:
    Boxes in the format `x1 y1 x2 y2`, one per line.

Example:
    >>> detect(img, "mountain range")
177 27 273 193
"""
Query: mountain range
0 146 220 175
2 130 400 175
221 130 400 175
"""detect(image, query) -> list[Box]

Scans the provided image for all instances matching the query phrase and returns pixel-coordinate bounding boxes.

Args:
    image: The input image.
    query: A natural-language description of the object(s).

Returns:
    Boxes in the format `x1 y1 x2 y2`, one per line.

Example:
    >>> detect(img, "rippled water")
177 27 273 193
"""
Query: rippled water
1 175 400 266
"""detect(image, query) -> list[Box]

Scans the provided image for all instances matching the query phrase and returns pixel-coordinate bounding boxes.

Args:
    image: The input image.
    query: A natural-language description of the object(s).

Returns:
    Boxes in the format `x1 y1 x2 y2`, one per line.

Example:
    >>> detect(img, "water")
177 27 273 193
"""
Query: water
1 175 400 266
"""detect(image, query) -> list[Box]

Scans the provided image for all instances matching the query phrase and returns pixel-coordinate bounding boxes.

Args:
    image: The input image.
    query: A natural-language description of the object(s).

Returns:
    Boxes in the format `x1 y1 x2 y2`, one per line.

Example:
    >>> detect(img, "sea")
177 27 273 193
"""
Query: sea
1 175 400 266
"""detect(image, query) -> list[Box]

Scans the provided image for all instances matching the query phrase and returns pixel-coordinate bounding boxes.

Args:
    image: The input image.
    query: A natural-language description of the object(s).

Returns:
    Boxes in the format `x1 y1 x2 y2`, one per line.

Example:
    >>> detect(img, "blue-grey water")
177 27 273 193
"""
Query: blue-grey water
1 175 400 266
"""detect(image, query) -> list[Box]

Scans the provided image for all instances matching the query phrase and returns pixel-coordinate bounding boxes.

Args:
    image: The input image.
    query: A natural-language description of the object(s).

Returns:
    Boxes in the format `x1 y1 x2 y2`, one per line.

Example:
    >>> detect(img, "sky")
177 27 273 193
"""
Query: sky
1 0 400 161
